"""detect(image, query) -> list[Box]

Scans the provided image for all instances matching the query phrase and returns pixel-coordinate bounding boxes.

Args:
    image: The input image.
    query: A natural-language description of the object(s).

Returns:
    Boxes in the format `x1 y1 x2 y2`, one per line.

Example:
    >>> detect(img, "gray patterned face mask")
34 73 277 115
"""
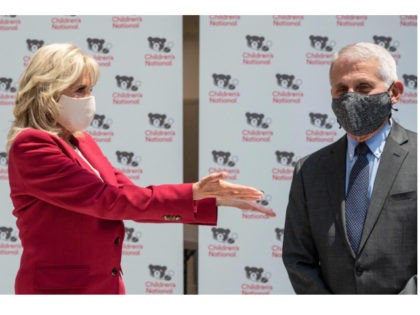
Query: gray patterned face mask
331 84 393 136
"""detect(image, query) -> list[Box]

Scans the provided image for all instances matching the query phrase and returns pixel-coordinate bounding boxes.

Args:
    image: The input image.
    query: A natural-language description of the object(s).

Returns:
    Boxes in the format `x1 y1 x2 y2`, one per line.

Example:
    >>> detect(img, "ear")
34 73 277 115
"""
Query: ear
390 80 404 104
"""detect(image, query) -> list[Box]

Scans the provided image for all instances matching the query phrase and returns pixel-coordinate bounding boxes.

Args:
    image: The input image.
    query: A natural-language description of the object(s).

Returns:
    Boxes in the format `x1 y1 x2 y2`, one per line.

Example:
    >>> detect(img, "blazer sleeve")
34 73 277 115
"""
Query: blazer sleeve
110 148 217 225
282 160 332 294
9 129 217 225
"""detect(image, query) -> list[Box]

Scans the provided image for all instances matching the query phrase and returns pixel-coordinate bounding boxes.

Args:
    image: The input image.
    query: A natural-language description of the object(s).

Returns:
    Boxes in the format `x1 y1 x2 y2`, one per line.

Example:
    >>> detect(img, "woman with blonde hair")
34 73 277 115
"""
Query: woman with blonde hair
7 43 274 294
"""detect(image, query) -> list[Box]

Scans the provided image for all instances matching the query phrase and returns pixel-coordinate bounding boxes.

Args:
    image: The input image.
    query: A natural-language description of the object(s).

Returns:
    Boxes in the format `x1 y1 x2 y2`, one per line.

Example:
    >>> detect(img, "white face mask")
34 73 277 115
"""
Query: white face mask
57 94 96 133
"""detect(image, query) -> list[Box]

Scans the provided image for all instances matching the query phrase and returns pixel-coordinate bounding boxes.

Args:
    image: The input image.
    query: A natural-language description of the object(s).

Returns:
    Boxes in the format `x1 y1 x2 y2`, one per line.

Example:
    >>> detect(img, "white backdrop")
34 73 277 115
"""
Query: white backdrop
198 15 417 294
0 15 184 294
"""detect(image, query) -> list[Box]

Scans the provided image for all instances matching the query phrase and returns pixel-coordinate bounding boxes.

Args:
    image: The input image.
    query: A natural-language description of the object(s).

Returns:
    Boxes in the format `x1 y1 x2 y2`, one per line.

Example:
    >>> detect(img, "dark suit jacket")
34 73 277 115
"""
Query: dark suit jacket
8 128 217 294
282 121 417 294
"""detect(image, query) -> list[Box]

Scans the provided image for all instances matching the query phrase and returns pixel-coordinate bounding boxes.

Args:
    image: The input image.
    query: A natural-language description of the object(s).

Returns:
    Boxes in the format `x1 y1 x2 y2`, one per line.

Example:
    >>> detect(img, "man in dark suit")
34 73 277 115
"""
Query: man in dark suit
282 42 417 294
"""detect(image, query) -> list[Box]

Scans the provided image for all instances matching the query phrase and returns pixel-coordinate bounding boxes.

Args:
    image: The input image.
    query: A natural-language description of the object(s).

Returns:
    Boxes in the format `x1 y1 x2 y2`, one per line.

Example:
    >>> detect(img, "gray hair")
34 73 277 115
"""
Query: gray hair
329 42 398 86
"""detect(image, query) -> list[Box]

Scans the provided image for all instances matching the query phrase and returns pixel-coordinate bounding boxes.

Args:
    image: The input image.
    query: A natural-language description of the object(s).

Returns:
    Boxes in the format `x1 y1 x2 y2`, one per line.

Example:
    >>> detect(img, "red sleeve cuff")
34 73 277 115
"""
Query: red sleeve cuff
193 198 218 225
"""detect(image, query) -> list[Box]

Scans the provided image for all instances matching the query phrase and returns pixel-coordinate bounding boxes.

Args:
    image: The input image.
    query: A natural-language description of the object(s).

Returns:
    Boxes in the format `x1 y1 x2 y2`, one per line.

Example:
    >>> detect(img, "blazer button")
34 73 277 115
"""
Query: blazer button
111 267 118 276
114 237 121 245
163 215 181 221
355 267 364 276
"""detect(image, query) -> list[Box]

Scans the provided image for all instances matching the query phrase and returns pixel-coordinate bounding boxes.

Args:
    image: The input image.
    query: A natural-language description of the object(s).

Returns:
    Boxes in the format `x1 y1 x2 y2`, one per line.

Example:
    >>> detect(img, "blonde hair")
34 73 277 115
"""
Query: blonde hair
6 43 99 153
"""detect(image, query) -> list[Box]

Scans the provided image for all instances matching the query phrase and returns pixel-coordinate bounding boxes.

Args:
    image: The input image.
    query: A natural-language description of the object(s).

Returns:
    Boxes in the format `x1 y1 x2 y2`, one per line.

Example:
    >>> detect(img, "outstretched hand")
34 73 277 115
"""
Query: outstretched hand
193 172 263 201
193 172 275 218
217 199 276 217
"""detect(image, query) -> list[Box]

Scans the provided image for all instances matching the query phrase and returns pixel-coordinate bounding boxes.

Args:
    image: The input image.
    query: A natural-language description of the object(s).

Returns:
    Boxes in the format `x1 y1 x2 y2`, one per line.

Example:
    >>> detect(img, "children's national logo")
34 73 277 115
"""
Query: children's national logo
115 150 142 181
272 150 297 182
273 73 304 104
0 77 17 106
122 226 143 256
113 75 143 105
309 35 335 52
306 112 338 143
0 77 17 93
23 39 46 66
372 35 401 63
400 74 417 104
209 73 240 103
145 113 176 143
272 228 284 258
241 266 273 294
207 227 239 257
0 226 21 255
145 264 177 294
208 150 239 180
242 112 273 142
373 35 399 52
26 39 44 52
306 35 335 65
145 36 176 66
243 35 274 65
88 113 114 143
86 38 114 67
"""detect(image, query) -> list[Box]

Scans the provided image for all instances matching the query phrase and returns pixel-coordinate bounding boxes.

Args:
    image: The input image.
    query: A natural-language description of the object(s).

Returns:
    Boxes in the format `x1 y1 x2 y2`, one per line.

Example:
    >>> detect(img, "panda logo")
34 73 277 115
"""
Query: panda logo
26 39 44 53
91 114 112 130
212 74 238 90
148 113 174 129
275 74 302 90
373 35 399 52
0 78 17 93
309 112 333 129
212 150 238 167
124 227 141 243
309 35 335 52
402 74 417 90
0 152 7 166
87 38 112 54
147 37 173 53
275 228 284 242
116 151 141 167
0 227 18 242
115 75 141 91
275 151 298 167
245 112 271 129
256 192 272 207
211 227 238 244
246 35 271 52
244 266 271 283
148 265 174 281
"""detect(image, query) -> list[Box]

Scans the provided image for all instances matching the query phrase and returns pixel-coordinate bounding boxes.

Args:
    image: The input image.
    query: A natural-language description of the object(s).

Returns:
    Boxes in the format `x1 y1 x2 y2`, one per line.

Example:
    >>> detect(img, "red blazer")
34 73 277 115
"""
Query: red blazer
8 128 217 294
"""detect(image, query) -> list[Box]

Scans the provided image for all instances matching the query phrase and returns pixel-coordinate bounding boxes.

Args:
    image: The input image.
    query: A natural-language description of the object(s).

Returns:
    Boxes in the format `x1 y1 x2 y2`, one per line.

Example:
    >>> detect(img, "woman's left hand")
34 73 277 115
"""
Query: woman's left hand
217 199 276 217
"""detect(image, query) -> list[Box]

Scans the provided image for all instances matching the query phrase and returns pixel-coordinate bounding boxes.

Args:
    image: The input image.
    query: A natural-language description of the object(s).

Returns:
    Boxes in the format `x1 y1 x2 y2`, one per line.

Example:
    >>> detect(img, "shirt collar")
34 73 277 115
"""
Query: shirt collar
347 120 392 161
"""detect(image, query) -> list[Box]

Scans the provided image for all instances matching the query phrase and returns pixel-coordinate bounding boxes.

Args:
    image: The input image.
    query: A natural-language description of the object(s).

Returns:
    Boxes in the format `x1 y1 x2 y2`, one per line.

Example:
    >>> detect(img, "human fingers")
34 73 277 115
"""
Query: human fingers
218 181 263 200
248 204 276 217
199 172 229 186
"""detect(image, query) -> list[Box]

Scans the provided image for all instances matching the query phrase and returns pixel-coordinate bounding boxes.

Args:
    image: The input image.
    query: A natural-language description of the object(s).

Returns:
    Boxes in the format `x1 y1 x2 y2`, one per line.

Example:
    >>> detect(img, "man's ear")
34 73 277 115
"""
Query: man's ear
390 80 404 104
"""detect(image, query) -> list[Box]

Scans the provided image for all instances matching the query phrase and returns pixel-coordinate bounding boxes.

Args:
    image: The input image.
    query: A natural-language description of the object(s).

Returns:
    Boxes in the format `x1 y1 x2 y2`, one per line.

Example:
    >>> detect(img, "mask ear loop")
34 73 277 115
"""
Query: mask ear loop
388 82 399 112
387 82 398 123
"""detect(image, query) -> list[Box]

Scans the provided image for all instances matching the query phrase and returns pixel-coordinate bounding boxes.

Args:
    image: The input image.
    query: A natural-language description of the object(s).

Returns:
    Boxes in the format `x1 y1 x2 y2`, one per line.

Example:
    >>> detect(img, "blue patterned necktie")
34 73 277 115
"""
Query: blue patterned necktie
345 142 371 254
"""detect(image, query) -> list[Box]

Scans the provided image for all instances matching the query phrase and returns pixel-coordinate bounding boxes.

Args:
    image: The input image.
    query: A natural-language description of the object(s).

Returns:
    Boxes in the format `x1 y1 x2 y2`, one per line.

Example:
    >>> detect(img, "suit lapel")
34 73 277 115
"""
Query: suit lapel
358 122 409 253
325 135 351 253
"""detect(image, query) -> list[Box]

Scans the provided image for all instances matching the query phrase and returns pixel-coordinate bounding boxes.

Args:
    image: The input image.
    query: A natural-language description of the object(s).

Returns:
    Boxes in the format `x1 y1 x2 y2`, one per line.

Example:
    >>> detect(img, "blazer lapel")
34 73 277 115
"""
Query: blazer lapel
358 122 409 253
71 134 117 185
